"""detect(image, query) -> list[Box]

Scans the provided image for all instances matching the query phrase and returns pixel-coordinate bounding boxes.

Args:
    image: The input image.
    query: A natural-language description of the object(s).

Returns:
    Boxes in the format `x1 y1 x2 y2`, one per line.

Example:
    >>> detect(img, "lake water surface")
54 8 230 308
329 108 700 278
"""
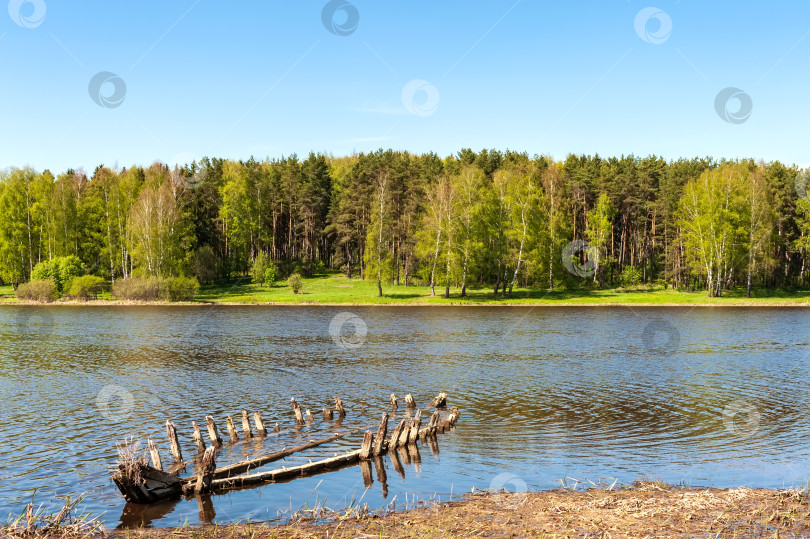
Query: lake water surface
0 305 808 528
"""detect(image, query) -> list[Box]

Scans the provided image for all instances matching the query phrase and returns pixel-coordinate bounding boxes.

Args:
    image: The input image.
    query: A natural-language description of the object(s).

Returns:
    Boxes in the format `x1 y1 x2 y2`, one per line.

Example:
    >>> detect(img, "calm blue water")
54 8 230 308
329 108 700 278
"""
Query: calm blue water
0 305 808 528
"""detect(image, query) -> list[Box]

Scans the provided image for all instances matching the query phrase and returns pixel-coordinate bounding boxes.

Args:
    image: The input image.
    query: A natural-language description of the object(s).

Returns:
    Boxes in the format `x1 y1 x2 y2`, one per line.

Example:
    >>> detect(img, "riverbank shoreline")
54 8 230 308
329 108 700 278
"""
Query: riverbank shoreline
3 273 810 307
3 299 810 307
101 485 810 538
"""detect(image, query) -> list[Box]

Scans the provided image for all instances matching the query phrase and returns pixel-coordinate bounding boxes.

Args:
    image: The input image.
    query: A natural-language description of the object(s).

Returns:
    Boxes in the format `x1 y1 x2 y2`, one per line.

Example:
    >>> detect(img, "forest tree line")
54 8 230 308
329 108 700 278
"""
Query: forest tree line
1 149 809 297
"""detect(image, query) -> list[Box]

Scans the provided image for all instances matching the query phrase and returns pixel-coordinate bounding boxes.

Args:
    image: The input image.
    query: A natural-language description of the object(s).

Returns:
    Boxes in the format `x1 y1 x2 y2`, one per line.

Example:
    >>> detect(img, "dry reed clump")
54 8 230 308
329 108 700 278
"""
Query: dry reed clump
1 494 105 538
111 438 148 487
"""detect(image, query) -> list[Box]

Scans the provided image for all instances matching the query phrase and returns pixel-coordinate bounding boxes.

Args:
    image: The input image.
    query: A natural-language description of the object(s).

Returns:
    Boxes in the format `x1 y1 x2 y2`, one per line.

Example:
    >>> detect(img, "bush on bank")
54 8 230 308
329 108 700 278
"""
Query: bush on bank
111 276 200 302
15 279 59 302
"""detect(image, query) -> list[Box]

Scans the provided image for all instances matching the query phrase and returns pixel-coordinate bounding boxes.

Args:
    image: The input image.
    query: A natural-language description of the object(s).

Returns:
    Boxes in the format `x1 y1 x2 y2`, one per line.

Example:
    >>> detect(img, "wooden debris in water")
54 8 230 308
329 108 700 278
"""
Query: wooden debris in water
253 411 267 436
180 430 362 486
206 415 222 446
192 421 206 452
241 411 253 439
359 430 374 460
225 416 239 442
429 392 447 408
323 408 333 420
408 409 422 444
208 448 363 490
305 409 314 422
334 396 346 417
193 447 217 495
405 393 416 408
291 398 304 424
273 423 279 433
390 393 398 411
389 419 408 448
373 412 389 456
166 420 183 464
112 440 182 504
148 440 163 471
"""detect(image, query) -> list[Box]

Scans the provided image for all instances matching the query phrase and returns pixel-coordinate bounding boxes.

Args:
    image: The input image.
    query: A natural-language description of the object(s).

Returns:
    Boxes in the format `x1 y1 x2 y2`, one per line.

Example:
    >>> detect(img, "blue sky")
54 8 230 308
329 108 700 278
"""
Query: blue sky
1 0 808 173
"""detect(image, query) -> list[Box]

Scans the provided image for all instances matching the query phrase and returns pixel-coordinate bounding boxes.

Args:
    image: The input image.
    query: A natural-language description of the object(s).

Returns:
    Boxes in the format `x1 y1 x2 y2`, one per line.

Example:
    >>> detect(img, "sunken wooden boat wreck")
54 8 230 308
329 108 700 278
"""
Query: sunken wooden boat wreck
111 392 459 504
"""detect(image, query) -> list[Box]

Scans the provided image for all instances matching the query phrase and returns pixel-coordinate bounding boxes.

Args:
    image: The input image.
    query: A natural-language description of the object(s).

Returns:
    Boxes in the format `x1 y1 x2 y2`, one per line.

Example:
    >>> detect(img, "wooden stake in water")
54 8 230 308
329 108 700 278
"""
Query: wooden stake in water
323 408 333 420
334 396 346 417
226 416 239 442
373 412 389 456
305 409 314 423
291 398 304 424
194 447 217 495
390 393 398 411
241 411 253 439
405 394 416 409
148 439 163 471
359 430 374 460
408 409 422 444
192 421 206 452
206 415 222 446
166 420 183 463
253 411 267 436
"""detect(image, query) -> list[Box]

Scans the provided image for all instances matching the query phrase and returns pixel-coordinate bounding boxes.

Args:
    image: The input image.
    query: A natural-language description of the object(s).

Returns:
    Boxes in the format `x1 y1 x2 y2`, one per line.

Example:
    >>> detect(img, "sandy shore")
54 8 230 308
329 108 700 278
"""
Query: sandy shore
103 485 809 538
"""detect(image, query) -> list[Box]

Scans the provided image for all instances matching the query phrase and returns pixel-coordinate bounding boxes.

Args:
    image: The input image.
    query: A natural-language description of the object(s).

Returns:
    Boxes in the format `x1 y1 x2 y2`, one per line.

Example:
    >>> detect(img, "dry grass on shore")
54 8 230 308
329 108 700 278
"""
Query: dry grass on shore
92 483 810 538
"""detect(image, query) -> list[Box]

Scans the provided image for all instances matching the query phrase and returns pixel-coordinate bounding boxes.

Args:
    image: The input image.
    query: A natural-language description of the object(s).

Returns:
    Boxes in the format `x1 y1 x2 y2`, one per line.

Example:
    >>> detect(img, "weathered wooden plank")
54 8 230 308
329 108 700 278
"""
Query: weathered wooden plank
192 421 206 452
429 392 447 408
206 415 223 446
209 449 363 490
241 411 253 439
179 429 362 485
193 447 217 494
334 396 346 417
408 409 422 444
253 411 267 436
166 420 183 464
226 416 239 442
291 398 304 424
148 439 163 471
359 430 373 460
372 412 389 456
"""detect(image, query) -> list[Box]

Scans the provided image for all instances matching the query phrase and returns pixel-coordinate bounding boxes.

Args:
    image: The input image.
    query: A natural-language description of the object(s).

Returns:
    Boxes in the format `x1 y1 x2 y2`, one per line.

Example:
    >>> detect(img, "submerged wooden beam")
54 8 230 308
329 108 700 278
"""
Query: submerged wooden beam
180 429 362 486
208 448 363 491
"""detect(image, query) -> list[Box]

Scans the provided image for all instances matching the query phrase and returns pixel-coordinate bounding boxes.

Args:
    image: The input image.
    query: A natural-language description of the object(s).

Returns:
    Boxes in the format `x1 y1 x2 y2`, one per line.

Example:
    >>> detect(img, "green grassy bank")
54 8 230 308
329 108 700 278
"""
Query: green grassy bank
3 274 810 305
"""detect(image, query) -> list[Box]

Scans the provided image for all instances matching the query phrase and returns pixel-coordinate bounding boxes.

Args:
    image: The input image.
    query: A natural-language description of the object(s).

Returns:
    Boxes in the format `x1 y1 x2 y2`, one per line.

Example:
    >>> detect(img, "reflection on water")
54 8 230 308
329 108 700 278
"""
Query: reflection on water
0 305 809 528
